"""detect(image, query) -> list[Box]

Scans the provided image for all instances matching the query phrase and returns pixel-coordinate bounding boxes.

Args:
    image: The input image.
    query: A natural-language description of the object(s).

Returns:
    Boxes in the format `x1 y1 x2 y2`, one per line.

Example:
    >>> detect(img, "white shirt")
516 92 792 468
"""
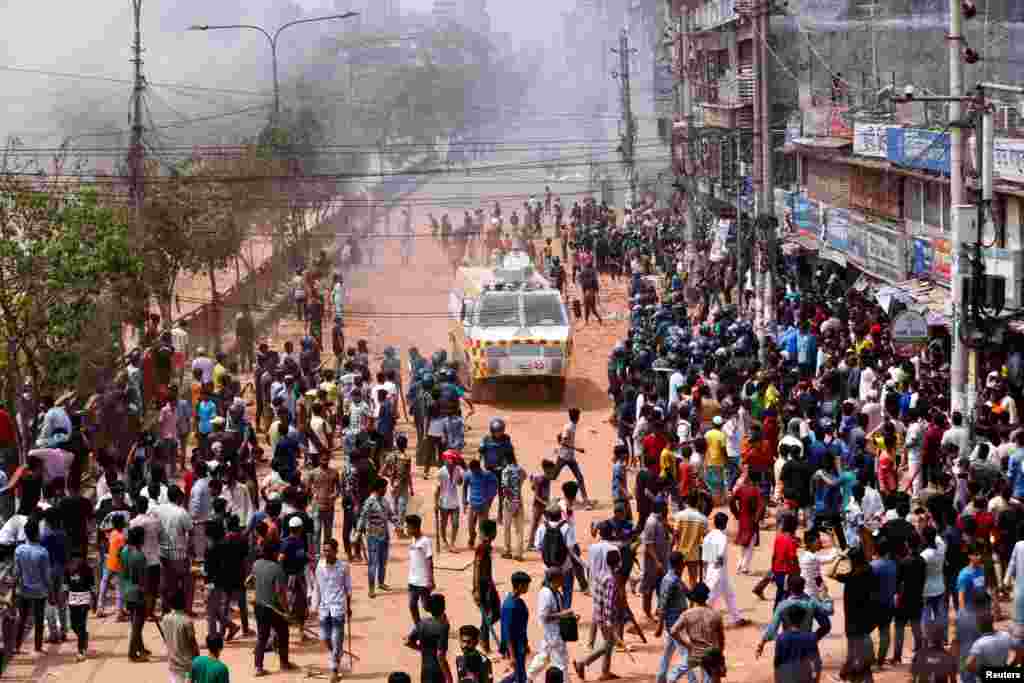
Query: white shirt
701 528 728 571
798 549 822 598
668 371 685 404
314 558 352 619
533 520 577 572
138 484 170 506
192 356 215 384
408 535 434 587
436 466 464 510
222 484 254 527
859 367 877 403
307 415 329 455
861 486 885 531
0 514 27 545
537 586 563 644
588 539 615 582
723 418 742 460
921 537 947 598
130 512 162 567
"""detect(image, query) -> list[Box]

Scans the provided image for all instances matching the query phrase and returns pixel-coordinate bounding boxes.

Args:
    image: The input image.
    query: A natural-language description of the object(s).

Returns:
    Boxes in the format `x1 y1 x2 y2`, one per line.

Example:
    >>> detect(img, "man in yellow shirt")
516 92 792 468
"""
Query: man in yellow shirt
212 352 228 393
704 415 728 504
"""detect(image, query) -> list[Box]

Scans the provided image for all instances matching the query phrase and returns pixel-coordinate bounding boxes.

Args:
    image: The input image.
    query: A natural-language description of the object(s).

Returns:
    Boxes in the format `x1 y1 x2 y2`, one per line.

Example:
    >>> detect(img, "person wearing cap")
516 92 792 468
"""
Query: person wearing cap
280 514 310 643
702 511 746 627
525 568 574 683
500 571 532 683
704 416 727 505
669 582 725 683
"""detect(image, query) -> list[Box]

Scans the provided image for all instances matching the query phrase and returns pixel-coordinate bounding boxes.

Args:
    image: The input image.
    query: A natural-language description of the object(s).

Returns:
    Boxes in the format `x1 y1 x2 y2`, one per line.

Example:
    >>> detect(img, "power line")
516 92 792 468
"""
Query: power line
0 64 272 98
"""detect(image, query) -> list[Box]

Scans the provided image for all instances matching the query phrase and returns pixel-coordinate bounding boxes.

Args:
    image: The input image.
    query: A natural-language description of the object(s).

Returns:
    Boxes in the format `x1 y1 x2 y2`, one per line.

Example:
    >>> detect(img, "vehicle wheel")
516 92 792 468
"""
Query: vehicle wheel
548 377 566 403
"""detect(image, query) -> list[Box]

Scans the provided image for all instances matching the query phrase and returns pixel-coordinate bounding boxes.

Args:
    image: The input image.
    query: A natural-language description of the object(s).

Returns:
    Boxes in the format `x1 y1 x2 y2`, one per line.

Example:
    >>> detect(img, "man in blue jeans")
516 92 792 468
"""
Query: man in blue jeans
463 460 498 549
655 552 689 683
499 571 531 683
356 477 393 599
314 538 352 683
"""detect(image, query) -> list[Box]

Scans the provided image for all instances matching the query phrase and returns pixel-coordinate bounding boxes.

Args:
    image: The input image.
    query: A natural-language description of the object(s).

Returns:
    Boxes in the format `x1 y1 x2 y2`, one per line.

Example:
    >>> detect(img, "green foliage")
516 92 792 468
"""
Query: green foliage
0 180 141 390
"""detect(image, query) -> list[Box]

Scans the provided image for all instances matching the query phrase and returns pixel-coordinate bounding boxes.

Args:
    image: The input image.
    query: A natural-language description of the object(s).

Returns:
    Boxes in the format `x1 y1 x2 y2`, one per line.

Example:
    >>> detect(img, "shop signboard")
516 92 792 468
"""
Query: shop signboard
932 238 952 283
853 122 893 158
886 127 951 174
993 136 1024 184
892 310 929 343
891 309 929 357
847 222 868 264
911 237 933 277
787 191 820 236
822 206 851 253
865 222 907 283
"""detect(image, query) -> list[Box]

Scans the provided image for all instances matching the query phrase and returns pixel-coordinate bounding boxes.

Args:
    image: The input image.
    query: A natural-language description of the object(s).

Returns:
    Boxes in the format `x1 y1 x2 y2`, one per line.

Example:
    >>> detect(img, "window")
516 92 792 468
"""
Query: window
524 295 567 327
476 293 520 328
924 182 945 229
905 180 923 224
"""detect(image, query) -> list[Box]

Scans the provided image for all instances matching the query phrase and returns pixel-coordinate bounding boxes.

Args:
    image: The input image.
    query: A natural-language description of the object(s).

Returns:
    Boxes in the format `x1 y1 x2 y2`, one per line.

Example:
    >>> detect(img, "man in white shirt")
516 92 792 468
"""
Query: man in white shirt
668 369 685 406
404 514 434 625
435 459 463 550
526 567 574 683
702 511 745 626
191 348 215 385
331 275 346 322
314 538 352 682
859 363 878 404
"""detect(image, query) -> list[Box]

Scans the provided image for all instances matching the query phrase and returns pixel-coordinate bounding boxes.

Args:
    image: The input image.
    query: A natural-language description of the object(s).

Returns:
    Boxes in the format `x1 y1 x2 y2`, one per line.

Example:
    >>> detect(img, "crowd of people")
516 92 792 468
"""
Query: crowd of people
0 189 1023 683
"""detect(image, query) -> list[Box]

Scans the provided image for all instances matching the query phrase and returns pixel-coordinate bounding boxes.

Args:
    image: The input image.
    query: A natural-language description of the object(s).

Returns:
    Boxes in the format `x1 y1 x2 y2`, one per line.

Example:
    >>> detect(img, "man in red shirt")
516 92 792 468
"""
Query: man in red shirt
0 406 18 472
642 426 668 478
921 412 946 489
769 514 800 609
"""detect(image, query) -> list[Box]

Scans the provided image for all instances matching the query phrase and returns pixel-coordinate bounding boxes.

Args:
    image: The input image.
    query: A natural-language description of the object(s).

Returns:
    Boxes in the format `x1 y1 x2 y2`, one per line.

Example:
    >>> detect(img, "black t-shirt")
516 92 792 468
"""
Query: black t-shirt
411 617 449 683
835 568 879 636
59 494 94 553
780 460 814 506
896 554 927 617
881 519 916 554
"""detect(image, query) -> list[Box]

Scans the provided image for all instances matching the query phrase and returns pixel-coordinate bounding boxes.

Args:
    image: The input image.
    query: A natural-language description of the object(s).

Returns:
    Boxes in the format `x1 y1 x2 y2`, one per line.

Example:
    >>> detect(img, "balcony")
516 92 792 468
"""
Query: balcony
692 0 738 31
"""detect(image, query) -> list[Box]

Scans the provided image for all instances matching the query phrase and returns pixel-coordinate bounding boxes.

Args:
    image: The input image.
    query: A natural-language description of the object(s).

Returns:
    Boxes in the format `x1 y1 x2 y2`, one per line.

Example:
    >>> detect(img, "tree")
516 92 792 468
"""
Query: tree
0 175 141 394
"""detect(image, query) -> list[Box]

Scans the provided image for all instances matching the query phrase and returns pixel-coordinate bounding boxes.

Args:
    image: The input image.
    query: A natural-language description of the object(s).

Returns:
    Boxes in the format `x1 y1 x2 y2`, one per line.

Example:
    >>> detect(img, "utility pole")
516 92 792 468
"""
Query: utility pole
612 28 637 208
735 131 744 313
859 2 882 97
757 1 776 360
949 0 967 416
129 0 145 211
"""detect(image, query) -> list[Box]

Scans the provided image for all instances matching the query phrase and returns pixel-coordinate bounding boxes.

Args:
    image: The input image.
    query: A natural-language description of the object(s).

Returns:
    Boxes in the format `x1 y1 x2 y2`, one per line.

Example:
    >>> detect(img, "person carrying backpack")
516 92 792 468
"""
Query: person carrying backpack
535 506 576 608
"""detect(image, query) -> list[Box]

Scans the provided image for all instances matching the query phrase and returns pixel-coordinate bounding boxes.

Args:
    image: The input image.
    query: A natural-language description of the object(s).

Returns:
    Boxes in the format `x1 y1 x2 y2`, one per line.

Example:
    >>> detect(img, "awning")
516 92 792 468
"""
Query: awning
875 278 951 326
781 231 820 255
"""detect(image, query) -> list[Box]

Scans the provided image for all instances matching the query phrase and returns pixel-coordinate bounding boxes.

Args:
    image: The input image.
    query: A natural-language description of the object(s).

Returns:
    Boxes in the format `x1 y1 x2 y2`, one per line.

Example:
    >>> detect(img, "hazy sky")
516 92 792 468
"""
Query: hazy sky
0 0 575 147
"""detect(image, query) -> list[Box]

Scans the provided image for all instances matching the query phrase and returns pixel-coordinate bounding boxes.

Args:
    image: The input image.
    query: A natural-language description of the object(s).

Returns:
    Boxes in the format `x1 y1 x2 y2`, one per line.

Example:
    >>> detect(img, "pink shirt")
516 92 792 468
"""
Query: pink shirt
159 404 177 441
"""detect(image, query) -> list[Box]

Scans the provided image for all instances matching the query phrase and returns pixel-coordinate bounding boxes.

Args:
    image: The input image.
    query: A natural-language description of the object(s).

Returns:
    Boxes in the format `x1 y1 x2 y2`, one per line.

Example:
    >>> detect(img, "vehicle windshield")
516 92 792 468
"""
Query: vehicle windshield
476 293 521 327
524 294 566 327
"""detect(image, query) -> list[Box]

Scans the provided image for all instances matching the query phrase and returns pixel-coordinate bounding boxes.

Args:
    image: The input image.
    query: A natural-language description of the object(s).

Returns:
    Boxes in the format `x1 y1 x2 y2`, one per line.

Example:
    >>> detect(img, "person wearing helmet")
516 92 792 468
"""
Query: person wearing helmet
479 418 515 525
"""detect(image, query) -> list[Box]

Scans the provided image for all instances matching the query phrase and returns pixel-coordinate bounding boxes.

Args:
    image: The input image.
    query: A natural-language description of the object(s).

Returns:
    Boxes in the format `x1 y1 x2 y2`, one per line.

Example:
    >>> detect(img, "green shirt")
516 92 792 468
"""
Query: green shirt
119 546 147 605
191 655 230 683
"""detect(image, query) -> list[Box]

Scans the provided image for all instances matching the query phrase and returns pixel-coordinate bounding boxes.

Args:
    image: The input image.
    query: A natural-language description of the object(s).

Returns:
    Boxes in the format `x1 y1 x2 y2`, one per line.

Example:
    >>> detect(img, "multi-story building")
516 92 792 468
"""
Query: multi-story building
668 0 764 228
779 96 1024 320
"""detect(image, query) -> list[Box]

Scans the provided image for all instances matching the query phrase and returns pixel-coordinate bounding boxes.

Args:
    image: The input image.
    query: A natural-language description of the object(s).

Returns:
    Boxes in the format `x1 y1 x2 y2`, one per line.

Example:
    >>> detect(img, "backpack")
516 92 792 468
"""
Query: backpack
541 522 569 568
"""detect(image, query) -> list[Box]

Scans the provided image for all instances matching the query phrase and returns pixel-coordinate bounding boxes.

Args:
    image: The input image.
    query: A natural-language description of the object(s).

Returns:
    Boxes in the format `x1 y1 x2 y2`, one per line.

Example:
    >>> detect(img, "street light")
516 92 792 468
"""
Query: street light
188 11 359 122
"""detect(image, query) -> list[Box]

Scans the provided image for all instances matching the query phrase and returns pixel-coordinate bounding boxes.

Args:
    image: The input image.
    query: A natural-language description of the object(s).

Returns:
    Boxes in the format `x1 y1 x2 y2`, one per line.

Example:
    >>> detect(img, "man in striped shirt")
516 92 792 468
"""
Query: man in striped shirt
573 549 623 680
356 478 394 598
154 486 194 614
